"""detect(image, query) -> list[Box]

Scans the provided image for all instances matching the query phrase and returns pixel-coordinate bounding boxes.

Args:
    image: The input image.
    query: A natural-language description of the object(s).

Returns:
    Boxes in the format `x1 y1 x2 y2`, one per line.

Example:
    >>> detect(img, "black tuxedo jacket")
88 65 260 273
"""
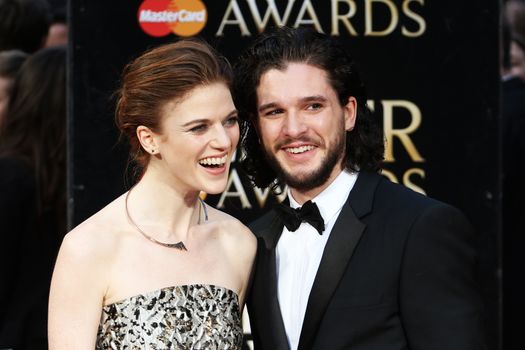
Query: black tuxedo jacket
247 172 486 350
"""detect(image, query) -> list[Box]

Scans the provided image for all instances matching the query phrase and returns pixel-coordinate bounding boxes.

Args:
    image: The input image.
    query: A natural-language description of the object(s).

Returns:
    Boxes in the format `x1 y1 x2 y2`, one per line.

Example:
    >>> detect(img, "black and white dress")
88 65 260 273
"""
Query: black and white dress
96 284 242 349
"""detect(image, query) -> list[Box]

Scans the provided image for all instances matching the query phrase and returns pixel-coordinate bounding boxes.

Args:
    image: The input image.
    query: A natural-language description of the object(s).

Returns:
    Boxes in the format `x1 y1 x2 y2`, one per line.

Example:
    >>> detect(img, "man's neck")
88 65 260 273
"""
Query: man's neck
289 168 345 205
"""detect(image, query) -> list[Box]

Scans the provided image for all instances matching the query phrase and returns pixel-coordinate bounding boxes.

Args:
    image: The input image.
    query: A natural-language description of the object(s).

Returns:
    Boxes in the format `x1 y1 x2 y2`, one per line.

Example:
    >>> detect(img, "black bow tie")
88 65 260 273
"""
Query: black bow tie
275 200 325 234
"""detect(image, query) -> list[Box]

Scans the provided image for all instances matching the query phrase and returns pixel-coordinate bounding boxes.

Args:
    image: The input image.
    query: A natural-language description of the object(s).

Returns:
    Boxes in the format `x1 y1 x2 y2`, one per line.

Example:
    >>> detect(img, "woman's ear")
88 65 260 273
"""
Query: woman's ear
136 125 159 155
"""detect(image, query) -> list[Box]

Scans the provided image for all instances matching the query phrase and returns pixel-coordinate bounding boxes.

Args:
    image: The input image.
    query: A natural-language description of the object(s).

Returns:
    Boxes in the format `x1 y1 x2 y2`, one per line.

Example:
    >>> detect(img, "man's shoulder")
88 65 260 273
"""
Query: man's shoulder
248 208 278 237
365 173 471 231
372 173 452 213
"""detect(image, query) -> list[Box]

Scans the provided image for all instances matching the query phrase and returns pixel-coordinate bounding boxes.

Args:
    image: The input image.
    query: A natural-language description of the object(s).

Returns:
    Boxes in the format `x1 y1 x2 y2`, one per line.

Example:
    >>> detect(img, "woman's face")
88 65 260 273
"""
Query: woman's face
150 82 239 195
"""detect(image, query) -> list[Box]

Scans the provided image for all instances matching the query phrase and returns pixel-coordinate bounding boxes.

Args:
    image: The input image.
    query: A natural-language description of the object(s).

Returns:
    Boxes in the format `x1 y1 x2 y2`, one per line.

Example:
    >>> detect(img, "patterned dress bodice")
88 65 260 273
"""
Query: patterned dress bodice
96 284 242 349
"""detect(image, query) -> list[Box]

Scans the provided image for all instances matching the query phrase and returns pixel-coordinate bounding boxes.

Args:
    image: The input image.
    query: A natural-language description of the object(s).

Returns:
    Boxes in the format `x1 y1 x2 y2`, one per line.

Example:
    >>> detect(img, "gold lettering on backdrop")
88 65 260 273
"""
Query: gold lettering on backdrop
365 0 399 37
370 100 426 193
217 169 251 209
216 0 250 36
253 186 288 207
246 0 295 33
382 100 424 162
331 0 358 36
252 187 273 208
294 0 324 32
381 168 426 194
216 0 425 37
402 0 426 37
381 169 397 182
403 168 425 194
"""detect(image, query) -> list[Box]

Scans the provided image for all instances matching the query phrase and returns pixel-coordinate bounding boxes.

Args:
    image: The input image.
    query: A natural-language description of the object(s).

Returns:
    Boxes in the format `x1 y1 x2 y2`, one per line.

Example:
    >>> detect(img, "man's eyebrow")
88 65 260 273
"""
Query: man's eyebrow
258 102 278 113
300 95 328 103
258 95 328 113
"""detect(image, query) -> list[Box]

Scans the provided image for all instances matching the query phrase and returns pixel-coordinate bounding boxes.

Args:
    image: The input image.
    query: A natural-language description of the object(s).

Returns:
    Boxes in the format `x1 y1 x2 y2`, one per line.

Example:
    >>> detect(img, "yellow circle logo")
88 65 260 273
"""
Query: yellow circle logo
167 0 207 37
138 0 207 38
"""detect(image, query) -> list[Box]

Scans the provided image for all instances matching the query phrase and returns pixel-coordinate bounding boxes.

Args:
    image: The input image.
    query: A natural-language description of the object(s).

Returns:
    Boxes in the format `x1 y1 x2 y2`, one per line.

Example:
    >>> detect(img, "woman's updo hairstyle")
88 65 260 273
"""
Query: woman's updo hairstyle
115 39 233 173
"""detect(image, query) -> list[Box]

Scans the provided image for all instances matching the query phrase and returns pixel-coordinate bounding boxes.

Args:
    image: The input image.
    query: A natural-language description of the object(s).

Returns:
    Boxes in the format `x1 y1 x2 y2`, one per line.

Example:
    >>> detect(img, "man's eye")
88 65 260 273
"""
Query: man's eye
266 109 283 116
307 103 323 110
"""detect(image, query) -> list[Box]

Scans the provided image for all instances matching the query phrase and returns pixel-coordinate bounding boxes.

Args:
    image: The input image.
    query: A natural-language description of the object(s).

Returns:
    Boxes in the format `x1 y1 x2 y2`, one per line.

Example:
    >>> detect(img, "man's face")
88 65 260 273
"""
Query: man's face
256 63 356 196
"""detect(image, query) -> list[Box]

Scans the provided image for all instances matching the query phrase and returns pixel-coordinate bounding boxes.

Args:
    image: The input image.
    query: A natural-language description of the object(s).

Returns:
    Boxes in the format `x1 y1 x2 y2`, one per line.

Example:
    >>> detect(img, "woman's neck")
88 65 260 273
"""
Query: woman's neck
126 168 201 242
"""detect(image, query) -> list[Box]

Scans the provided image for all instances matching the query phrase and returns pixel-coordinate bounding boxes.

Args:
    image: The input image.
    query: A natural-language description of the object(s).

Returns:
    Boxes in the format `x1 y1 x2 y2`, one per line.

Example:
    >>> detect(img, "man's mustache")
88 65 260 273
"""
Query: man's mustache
273 136 321 152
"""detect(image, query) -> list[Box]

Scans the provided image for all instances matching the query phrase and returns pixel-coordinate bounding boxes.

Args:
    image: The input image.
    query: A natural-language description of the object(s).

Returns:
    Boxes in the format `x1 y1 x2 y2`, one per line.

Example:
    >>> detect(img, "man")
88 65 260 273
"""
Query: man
234 26 486 350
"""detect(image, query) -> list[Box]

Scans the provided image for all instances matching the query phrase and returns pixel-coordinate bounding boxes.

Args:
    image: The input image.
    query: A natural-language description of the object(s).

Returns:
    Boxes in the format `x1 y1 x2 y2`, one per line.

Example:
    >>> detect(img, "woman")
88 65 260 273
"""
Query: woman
0 50 28 125
48 40 256 349
0 46 66 349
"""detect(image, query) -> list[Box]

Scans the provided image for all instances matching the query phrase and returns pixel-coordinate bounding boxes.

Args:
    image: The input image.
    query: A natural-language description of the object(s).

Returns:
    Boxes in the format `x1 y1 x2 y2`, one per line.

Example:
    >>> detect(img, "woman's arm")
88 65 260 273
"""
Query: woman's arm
230 221 257 307
48 228 110 349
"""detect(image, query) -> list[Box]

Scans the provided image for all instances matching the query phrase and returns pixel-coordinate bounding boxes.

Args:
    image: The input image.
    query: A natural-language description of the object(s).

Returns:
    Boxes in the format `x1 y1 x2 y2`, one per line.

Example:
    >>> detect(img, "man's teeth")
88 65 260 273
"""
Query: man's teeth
199 155 227 166
286 145 315 154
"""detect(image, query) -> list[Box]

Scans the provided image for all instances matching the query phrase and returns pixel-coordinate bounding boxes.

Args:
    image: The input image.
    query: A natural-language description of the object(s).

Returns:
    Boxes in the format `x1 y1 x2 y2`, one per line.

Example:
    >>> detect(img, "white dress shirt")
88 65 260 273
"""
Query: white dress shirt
276 170 358 350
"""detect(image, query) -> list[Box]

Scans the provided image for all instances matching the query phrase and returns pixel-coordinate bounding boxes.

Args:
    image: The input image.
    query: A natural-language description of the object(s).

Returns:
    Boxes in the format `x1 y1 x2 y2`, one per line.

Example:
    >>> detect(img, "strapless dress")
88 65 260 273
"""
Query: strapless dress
96 284 242 349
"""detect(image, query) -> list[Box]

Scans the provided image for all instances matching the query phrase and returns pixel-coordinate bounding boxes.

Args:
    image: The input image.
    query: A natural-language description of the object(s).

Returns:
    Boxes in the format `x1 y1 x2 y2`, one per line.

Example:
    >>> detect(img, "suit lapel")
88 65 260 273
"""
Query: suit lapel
297 172 382 350
257 212 290 349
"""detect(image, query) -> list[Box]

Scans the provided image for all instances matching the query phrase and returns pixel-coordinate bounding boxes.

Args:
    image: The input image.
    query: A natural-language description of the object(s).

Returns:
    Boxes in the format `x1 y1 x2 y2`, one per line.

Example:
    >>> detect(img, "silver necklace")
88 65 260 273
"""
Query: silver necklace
124 189 208 251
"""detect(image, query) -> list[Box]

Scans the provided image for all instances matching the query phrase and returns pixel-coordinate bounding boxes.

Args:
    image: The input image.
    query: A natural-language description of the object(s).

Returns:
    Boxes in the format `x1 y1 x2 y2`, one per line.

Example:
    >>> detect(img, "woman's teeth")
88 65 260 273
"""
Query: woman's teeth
199 155 227 167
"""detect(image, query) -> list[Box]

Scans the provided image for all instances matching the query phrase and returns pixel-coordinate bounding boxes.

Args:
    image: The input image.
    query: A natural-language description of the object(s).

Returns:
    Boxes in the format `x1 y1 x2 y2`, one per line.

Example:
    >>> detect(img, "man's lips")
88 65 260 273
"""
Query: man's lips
282 144 316 154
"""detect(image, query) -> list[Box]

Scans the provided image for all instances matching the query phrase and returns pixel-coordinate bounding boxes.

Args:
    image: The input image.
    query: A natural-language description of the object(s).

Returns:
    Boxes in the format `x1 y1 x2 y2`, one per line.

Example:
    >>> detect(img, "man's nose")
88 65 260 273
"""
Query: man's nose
282 111 307 137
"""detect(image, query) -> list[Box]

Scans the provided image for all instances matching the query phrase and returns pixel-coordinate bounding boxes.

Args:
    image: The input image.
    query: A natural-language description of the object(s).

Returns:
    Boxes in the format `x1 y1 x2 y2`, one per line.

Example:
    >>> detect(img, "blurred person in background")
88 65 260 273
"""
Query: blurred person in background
0 0 51 53
502 1 525 348
505 0 525 80
0 50 27 125
0 46 66 350
45 6 67 48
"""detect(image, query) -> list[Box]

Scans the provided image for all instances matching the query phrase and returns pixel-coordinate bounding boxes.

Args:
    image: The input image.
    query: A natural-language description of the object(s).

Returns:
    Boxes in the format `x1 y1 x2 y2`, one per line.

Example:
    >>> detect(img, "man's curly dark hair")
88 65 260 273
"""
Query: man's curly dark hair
233 26 384 190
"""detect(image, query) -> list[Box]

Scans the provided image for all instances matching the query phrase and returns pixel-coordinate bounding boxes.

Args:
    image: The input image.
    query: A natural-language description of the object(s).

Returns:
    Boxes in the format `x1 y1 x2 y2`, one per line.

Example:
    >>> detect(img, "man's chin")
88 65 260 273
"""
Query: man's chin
278 169 329 192
267 153 336 191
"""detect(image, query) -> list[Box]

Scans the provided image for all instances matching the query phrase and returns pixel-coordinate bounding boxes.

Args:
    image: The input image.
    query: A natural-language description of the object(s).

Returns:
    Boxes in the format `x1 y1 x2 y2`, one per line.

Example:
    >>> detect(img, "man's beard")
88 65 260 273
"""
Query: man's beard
264 130 347 192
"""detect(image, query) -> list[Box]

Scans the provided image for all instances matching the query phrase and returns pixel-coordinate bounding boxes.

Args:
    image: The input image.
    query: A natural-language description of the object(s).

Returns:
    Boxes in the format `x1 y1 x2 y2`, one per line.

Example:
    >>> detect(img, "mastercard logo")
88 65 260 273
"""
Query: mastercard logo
138 0 207 37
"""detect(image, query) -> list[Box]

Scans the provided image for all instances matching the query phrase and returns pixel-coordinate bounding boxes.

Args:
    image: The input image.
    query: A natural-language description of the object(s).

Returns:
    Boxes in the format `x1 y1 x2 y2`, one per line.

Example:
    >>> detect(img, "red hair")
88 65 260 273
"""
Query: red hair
115 39 232 173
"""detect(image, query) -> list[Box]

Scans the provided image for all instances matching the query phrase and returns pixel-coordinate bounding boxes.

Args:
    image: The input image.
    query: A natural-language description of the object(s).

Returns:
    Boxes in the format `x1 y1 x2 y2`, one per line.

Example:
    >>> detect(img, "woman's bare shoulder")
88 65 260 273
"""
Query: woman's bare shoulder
49 195 131 336
207 206 254 235
205 206 257 255
60 193 128 262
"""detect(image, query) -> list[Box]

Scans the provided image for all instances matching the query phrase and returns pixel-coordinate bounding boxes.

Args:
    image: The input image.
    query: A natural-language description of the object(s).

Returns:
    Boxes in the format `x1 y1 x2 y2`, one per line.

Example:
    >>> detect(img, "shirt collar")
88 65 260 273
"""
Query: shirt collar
288 170 358 223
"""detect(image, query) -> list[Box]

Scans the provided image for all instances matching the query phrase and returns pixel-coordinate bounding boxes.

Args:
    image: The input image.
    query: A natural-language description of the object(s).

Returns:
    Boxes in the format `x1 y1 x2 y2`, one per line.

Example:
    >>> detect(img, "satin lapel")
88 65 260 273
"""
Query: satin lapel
256 212 290 349
297 172 382 350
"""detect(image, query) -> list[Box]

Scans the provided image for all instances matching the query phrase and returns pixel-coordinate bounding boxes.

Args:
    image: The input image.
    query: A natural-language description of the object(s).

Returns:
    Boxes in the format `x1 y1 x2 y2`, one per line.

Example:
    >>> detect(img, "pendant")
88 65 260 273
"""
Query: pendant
163 241 187 251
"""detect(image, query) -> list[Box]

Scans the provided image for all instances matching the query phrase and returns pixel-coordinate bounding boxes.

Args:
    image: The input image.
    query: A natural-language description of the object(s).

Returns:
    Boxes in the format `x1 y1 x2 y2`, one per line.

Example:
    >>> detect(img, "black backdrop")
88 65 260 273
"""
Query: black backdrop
69 1 500 348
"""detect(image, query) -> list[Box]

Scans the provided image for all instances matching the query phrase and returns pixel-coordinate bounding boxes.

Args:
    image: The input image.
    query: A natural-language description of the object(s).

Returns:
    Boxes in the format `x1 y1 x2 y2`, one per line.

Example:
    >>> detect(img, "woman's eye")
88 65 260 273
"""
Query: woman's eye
224 116 239 126
189 124 207 133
